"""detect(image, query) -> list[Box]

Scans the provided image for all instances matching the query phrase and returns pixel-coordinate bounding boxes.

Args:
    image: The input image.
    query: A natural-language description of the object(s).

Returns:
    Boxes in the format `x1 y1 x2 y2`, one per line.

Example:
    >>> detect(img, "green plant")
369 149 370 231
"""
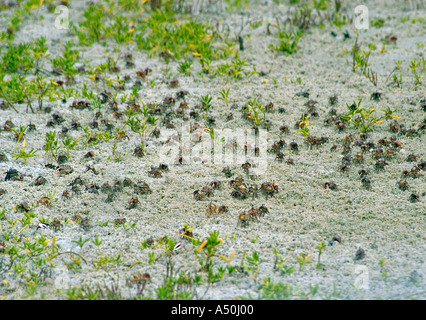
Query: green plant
32 75 53 110
199 57 212 74
380 106 401 120
72 236 90 251
66 281 123 300
98 220 109 227
0 74 33 113
91 236 103 249
10 125 28 141
421 57 426 72
46 191 58 203
331 1 349 28
316 242 326 269
371 17 385 28
134 14 221 62
155 276 193 300
0 209 6 221
92 97 102 114
31 36 50 75
272 248 295 275
218 87 230 108
212 56 258 82
131 86 141 99
156 235 178 257
89 236 122 271
62 137 80 158
409 59 423 85
297 114 315 137
196 231 223 282
270 31 303 54
246 97 265 127
148 252 156 265
1 10 24 41
87 67 101 94
219 251 235 266
1 42 33 73
22 281 38 299
44 131 60 158
201 94 213 127
72 3 106 46
82 126 99 147
114 219 136 229
12 138 37 165
38 217 50 225
342 98 400 133
386 60 403 87
125 105 158 150
296 253 312 271
248 277 300 300
109 15 134 46
81 83 96 101
177 59 193 76
353 45 369 73
280 264 296 275
17 210 37 234
349 33 378 86
51 40 79 76
93 253 123 272
107 142 120 162
244 251 262 282
378 258 390 278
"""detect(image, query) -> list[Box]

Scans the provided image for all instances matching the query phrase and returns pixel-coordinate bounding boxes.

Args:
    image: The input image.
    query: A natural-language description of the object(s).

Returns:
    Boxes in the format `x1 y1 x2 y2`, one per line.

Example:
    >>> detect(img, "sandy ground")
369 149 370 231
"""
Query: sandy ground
0 0 425 299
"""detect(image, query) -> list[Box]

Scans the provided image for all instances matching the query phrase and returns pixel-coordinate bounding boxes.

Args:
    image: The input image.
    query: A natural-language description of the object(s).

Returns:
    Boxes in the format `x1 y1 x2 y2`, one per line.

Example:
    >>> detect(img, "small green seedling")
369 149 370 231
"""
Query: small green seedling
177 59 193 76
125 104 158 150
341 99 377 133
270 30 303 54
342 98 401 133
378 258 390 278
218 87 230 108
62 137 80 158
72 236 90 250
245 250 262 282
10 125 28 141
12 138 37 165
409 59 423 85
386 60 402 87
296 253 312 271
201 94 213 127
316 242 326 269
246 97 265 127
44 131 60 157
380 106 400 120
297 114 315 137
196 230 223 279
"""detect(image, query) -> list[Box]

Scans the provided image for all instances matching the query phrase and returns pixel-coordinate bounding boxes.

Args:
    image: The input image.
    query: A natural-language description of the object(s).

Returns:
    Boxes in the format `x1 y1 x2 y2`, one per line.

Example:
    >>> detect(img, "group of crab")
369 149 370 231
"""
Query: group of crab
323 128 424 201
237 205 269 228
1 165 154 232
192 167 277 227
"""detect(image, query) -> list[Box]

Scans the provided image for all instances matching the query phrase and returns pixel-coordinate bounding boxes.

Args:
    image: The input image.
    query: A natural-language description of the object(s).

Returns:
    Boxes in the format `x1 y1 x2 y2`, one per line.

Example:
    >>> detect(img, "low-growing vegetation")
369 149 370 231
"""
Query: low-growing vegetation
0 0 424 301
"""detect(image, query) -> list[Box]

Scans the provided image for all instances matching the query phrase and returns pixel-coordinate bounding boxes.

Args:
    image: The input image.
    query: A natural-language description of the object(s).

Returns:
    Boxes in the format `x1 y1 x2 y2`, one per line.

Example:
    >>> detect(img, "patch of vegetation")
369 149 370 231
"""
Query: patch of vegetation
341 98 400 133
270 31 303 54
